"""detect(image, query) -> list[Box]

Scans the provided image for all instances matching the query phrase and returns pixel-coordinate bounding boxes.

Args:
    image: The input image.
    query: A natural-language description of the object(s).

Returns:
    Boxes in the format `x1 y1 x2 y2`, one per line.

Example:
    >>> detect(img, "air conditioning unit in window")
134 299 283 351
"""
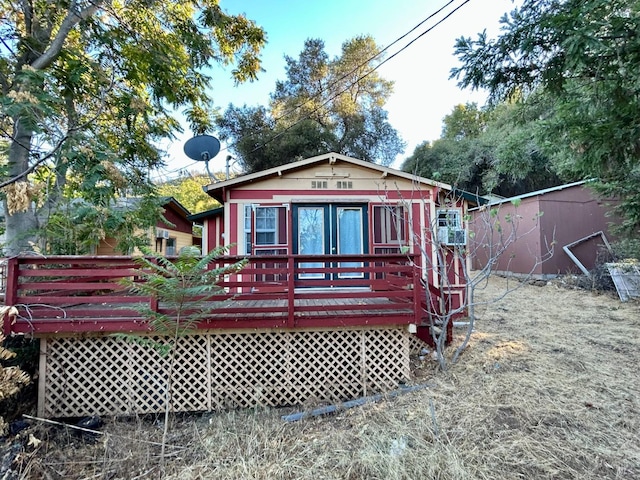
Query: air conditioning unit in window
156 229 170 239
438 227 467 246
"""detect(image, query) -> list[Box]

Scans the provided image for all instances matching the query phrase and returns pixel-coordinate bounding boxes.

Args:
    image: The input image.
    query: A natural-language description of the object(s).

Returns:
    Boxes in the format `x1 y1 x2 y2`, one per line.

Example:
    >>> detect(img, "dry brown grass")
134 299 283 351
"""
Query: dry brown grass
9 276 640 479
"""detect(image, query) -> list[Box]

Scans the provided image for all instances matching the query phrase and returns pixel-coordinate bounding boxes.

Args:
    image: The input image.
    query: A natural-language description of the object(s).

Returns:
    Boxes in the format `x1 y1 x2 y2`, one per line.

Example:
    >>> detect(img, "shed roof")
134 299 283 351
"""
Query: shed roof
470 180 592 210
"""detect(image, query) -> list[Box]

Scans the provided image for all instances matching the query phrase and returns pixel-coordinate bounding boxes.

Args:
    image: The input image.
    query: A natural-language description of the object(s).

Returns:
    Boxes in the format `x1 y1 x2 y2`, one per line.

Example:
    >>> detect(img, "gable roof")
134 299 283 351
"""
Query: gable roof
203 152 484 203
159 196 192 218
111 196 191 216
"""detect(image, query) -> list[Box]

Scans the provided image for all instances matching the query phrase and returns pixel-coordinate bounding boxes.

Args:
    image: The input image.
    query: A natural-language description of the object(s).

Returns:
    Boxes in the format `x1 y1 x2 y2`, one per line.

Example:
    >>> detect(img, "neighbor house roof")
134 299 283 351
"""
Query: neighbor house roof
475 180 592 209
111 196 192 218
203 152 488 205
160 196 192 218
187 207 224 223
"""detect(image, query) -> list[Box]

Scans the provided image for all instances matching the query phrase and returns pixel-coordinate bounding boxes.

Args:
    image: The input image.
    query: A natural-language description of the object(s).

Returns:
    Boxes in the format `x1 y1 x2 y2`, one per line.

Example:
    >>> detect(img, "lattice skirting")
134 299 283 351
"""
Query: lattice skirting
38 326 412 418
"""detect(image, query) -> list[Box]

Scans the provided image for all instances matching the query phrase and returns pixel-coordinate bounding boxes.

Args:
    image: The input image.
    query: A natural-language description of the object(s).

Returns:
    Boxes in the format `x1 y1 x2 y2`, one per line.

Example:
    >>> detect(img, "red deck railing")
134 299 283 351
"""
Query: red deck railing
2 253 428 336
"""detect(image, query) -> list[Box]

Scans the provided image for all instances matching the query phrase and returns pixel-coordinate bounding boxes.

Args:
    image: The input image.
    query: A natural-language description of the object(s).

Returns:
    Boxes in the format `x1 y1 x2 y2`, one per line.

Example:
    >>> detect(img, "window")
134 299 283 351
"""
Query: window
244 205 252 254
255 207 277 245
166 237 176 256
336 181 353 189
437 209 462 229
372 205 406 244
244 205 288 254
436 209 466 245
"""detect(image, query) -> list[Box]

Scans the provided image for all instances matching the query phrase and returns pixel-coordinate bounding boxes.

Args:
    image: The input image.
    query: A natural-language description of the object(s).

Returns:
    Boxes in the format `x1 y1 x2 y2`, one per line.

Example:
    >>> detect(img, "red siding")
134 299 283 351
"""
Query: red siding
159 204 192 234
471 185 619 276
228 189 423 200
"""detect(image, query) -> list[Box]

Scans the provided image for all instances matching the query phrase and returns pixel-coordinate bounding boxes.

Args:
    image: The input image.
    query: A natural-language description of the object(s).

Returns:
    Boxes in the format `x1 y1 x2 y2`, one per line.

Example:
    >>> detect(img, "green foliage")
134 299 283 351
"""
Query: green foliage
42 195 164 255
218 36 405 172
611 238 640 262
217 107 337 173
120 246 247 343
118 245 246 462
451 0 640 236
156 174 220 214
441 102 486 140
1 1 266 255
402 136 492 192
402 101 566 197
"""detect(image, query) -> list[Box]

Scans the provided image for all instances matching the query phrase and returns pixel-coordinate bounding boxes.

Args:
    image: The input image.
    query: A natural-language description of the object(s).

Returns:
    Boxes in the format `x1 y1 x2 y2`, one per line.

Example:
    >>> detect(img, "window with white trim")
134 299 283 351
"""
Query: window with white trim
255 207 277 245
244 205 287 254
437 209 462 228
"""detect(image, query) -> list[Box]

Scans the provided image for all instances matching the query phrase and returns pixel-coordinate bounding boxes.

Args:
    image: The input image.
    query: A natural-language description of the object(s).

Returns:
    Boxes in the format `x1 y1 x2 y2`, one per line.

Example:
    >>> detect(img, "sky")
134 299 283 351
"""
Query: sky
155 0 520 182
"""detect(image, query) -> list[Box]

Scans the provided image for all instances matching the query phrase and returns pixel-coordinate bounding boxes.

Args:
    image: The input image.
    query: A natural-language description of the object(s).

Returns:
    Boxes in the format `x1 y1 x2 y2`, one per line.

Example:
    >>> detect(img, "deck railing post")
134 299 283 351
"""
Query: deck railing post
287 255 295 327
147 257 159 313
412 253 423 325
2 257 19 335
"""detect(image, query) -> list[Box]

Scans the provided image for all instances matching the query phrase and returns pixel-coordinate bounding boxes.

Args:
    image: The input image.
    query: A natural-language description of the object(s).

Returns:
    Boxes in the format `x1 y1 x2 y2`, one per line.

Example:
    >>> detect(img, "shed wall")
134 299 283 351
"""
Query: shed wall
538 187 615 274
470 199 544 275
471 185 617 276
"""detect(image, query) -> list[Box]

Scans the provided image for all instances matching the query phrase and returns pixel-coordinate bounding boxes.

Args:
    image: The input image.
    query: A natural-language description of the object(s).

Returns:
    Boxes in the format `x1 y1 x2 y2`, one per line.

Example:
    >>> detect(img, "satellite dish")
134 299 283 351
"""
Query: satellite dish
183 135 221 162
183 134 221 181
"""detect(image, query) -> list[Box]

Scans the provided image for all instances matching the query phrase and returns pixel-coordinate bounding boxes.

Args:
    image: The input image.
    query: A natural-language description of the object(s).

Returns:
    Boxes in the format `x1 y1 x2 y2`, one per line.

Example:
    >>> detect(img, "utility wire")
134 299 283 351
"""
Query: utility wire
153 0 471 181
245 0 472 156
267 0 459 126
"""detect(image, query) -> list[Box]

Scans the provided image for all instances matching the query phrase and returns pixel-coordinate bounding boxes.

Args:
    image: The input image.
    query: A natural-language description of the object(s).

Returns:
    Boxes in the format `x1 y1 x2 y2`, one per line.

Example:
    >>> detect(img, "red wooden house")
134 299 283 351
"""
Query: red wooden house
95 196 198 256
2 153 471 418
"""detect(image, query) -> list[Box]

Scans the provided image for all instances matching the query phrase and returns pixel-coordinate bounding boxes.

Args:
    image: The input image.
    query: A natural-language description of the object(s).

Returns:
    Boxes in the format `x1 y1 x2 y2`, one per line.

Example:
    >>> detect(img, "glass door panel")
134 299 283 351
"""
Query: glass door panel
336 207 364 278
297 206 327 279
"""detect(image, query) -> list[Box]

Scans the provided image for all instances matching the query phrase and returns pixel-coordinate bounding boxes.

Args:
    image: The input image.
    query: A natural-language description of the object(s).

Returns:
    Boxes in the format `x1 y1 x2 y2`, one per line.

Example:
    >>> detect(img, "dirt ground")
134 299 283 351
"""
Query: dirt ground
3 274 640 479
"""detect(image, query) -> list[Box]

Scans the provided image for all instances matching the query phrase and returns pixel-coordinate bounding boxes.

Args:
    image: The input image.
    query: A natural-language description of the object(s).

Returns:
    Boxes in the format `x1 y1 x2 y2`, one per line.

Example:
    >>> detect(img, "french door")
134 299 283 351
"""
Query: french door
292 204 368 281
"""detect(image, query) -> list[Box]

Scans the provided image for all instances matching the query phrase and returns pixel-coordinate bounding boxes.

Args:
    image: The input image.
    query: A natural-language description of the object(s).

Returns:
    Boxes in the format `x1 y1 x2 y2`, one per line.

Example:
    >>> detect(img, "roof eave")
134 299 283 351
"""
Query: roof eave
203 152 458 202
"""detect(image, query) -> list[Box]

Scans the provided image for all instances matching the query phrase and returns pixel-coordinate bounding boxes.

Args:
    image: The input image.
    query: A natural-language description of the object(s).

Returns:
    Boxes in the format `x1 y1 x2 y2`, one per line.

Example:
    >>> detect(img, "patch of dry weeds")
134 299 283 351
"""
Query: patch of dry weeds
7 276 640 479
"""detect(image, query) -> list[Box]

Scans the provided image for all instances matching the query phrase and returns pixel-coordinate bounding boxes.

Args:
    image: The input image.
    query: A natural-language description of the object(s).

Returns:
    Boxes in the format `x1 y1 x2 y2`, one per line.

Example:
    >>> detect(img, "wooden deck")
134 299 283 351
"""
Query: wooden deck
2 253 430 336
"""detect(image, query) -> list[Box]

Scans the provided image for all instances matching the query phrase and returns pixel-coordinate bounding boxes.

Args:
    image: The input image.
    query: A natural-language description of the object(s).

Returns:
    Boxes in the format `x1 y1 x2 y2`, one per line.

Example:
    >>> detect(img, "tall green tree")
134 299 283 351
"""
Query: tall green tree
157 173 221 214
216 105 336 173
451 0 640 235
403 101 565 197
218 36 405 173
441 102 486 140
0 1 265 255
402 103 489 192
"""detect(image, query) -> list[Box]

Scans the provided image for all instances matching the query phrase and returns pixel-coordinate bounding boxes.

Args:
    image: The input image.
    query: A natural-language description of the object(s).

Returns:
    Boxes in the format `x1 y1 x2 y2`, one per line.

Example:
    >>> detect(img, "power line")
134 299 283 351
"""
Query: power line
244 0 472 156
153 0 472 181
268 0 459 126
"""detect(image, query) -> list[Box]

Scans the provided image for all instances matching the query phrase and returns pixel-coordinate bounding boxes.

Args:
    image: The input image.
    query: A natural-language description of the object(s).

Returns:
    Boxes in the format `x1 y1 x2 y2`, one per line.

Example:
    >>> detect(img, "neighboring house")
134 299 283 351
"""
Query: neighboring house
470 181 618 278
3 153 477 418
96 196 197 255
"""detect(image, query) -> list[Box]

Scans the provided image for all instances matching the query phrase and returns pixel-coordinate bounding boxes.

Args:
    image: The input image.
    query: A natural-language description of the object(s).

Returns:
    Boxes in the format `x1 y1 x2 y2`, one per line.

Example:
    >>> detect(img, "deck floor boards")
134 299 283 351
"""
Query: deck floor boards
10 296 415 333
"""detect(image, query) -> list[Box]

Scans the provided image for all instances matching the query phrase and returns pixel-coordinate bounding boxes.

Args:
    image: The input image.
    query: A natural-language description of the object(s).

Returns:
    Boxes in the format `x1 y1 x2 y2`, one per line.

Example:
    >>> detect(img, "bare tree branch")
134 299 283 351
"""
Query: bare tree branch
31 0 104 70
